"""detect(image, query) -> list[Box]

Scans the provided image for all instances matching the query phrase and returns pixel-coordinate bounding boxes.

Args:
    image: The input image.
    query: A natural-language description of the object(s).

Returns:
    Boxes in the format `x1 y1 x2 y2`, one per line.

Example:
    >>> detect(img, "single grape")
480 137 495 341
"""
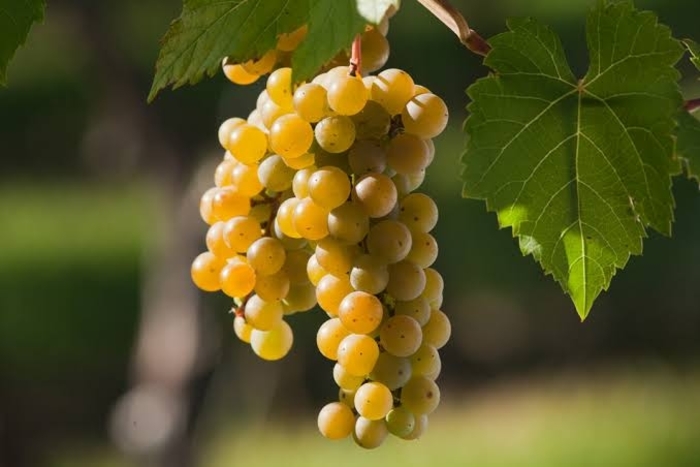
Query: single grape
246 237 286 275
379 315 422 357
314 116 356 153
354 382 393 420
410 344 441 378
327 74 369 116
222 216 262 253
350 100 391 140
306 254 328 286
266 67 294 107
400 377 440 415
333 362 365 390
254 269 290 302
191 251 225 292
293 197 330 241
338 291 384 335
242 49 277 75
315 237 357 277
337 334 380 377
406 231 438 268
206 221 236 258
353 417 388 449
276 197 302 239
231 163 263 197
211 187 251 221
269 114 314 159
214 159 236 187
282 282 317 313
293 83 329 123
401 93 449 139
227 123 268 164
386 133 432 175
233 315 253 343
250 319 293 360
386 407 416 438
402 414 428 440
318 402 355 440
199 187 218 225
366 220 412 264
244 294 284 331
316 317 351 360
222 60 260 85
352 173 397 218
282 151 315 169
422 267 444 308
369 352 412 391
308 166 351 210
422 309 451 349
220 260 257 298
328 202 370 244
360 28 390 73
370 68 415 115
258 155 295 192
387 260 426 301
394 296 431 326
218 117 246 149
399 193 439 233
261 98 291 129
316 274 354 316
292 167 314 198
348 140 386 175
350 254 389 295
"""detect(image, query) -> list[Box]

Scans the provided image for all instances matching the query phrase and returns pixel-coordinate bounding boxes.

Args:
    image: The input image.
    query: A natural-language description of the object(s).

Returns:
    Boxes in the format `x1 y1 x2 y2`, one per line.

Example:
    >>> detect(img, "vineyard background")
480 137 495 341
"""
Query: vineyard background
1 0 699 466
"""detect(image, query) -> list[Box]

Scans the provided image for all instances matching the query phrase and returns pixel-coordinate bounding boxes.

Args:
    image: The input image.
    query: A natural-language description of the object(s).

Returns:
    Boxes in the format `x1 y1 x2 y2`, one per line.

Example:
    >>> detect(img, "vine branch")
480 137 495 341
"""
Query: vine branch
349 35 362 76
415 0 491 56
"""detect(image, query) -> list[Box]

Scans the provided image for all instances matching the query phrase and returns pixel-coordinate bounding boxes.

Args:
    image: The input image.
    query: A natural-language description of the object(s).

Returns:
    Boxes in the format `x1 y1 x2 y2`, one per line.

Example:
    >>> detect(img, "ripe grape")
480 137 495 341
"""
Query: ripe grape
352 173 397 218
315 116 356 153
318 402 355 440
244 294 284 331
337 334 380 377
402 93 449 139
269 114 314 159
354 382 393 420
220 260 256 298
370 352 412 390
422 309 451 349
317 318 351 360
227 124 268 164
327 74 369 116
370 68 415 115
333 363 365 390
247 237 286 276
266 67 294 107
353 417 388 449
379 315 423 357
327 202 370 244
386 260 426 301
308 166 351 210
338 291 384 335
191 251 225 292
400 377 440 415
386 407 415 438
250 320 293 361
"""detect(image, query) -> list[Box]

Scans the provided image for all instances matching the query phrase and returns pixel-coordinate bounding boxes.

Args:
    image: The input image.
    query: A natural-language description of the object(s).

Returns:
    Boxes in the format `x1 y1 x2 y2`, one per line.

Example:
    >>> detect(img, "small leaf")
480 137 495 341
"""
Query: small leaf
149 0 309 102
356 0 400 24
0 0 46 85
291 0 367 82
462 1 683 319
683 38 700 72
677 110 700 186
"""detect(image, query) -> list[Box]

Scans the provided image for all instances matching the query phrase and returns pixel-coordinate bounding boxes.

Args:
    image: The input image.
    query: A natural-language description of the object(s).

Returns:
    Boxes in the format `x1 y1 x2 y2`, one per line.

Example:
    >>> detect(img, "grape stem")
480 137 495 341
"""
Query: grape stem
349 34 362 77
685 98 700 113
415 0 491 56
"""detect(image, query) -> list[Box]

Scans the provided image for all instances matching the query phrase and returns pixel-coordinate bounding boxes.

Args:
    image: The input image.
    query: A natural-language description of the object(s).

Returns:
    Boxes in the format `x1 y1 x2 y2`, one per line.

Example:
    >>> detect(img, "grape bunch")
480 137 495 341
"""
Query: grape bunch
191 19 451 449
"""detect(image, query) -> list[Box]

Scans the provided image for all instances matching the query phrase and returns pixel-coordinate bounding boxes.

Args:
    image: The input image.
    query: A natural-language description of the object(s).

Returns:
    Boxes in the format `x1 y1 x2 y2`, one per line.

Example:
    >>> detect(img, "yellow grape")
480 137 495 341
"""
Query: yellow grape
222 60 260 85
254 269 290 301
258 154 295 192
315 237 357 277
276 197 302 238
350 254 389 295
394 296 431 326
211 187 251 221
250 319 293 360
379 315 422 357
308 166 351 210
398 193 439 233
292 166 314 198
214 159 236 187
406 231 438 268
261 98 291 129
351 100 391 140
246 237 286 275
386 133 432 175
316 274 353 316
317 317 351 360
422 268 444 308
191 251 225 292
199 187 218 225
228 124 268 164
354 382 393 420
337 334 380 377
410 344 441 379
402 93 449 139
281 249 311 284
222 216 262 253
338 291 384 335
282 282 317 313
348 140 386 175
293 83 329 123
351 173 397 218
218 117 246 149
370 352 412 391
220 260 256 298
333 362 365 390
366 220 412 264
422 309 451 349
205 221 236 258
233 315 253 343
386 260 426 301
327 74 369 116
328 202 370 244
293 197 330 240
244 294 284 330
282 151 315 169
353 417 388 449
400 376 440 415
386 407 415 438
370 68 415 115
307 254 328 286
402 414 428 440
318 402 355 440
360 28 390 73
314 116 356 153
231 162 263 197
269 114 314 159
266 67 294 107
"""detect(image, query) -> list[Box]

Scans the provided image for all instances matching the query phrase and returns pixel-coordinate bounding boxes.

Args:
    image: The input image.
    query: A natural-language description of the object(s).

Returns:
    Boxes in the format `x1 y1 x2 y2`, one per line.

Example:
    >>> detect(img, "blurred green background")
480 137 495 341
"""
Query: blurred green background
1 0 699 466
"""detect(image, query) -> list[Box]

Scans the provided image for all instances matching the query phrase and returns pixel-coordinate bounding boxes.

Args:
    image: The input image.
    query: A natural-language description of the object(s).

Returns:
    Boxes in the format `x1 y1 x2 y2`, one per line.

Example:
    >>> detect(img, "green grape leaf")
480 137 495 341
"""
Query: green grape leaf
356 0 400 24
683 38 700 71
291 0 367 82
676 110 700 185
0 0 46 85
149 0 309 102
461 1 683 319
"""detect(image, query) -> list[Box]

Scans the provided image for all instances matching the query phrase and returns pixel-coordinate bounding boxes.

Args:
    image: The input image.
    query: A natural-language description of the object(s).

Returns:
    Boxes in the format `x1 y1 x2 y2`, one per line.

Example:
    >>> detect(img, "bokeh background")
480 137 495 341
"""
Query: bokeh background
1 0 699 466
